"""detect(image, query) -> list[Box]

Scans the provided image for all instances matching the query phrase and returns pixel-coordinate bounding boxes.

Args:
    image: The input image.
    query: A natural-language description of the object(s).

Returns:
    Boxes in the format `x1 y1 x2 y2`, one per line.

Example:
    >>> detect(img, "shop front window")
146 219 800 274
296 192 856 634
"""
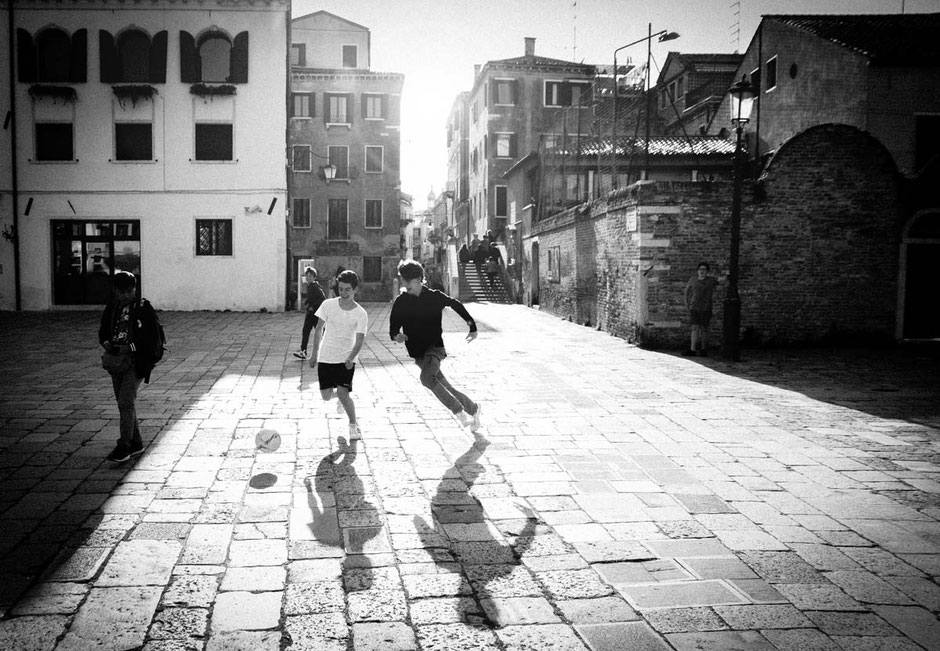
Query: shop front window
52 220 141 304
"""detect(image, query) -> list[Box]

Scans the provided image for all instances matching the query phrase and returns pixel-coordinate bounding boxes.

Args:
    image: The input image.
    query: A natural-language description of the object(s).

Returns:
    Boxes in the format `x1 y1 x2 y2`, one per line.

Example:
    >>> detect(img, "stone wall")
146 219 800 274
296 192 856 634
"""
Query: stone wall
528 124 903 348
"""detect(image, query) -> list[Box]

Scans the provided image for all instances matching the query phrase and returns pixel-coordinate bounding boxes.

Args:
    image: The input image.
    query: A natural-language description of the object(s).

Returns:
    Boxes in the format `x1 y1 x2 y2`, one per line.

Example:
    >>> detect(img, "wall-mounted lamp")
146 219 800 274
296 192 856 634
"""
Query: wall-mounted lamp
322 164 337 183
244 204 263 214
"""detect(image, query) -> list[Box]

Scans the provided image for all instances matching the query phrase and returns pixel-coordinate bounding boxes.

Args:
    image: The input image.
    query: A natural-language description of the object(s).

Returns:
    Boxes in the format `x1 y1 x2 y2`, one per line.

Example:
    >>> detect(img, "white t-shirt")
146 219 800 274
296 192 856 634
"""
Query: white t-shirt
314 298 368 364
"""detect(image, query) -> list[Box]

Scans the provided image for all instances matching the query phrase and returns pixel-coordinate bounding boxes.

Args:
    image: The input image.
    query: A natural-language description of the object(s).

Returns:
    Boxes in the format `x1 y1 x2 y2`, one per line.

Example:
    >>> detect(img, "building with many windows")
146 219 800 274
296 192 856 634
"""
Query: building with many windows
0 0 289 311
451 38 595 244
288 11 404 301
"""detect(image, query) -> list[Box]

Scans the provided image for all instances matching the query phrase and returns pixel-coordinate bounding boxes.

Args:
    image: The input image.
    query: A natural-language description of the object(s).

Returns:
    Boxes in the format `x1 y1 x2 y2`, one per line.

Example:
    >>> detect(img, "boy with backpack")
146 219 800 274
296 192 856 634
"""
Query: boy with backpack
99 271 164 462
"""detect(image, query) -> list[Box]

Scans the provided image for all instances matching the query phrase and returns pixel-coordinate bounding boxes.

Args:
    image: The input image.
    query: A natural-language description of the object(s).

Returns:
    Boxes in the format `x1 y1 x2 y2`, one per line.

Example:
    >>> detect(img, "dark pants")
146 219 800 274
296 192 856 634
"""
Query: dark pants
415 348 476 415
300 311 319 350
110 367 142 446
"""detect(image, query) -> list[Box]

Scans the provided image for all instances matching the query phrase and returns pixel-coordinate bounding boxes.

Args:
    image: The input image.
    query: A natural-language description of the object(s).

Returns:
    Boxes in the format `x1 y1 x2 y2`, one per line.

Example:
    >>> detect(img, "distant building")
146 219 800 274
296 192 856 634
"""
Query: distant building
452 37 595 243
1 0 290 311
288 11 404 301
445 91 470 244
654 53 743 137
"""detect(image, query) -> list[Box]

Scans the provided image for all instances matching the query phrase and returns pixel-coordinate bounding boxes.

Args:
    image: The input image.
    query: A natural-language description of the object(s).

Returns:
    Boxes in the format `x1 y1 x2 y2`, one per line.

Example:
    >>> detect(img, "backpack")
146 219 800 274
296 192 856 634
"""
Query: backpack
153 316 167 364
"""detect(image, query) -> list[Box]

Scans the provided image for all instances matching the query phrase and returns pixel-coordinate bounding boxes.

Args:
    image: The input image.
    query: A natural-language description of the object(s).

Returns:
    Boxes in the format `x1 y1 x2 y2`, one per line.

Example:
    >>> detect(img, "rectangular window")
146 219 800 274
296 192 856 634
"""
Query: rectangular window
115 123 153 161
328 146 348 179
495 186 508 217
365 145 383 172
327 94 349 123
495 133 515 158
291 92 313 118
342 45 357 68
544 81 562 107
495 79 515 105
569 81 591 107
363 94 386 119
915 115 940 170
195 219 232 256
751 67 761 93
365 199 382 228
290 43 306 67
292 145 311 172
765 56 777 91
35 123 73 161
328 199 348 240
547 246 561 282
363 256 382 282
195 123 233 161
292 198 311 228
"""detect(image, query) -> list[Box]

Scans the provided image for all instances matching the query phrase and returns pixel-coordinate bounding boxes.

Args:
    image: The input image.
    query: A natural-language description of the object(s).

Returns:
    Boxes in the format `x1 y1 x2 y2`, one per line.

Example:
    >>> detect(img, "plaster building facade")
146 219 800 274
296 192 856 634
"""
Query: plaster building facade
458 37 595 244
1 0 289 311
288 11 404 301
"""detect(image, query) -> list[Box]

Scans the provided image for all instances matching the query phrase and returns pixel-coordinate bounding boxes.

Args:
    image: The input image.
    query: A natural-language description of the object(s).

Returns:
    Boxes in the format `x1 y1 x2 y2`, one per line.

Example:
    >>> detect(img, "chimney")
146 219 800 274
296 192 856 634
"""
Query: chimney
524 37 536 57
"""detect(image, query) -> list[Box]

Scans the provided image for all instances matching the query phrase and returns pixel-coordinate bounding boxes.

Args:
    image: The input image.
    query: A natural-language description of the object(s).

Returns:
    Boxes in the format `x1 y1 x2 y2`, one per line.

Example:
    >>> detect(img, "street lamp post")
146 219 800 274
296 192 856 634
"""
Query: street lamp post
611 25 679 188
722 75 756 362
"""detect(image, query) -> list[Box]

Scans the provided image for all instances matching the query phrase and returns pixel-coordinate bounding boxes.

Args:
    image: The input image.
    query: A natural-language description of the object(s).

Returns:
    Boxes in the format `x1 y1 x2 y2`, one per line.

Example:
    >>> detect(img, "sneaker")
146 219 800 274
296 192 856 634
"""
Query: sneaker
292 349 309 360
682 349 698 357
128 438 144 458
470 404 483 433
456 411 473 429
348 423 361 440
106 443 132 463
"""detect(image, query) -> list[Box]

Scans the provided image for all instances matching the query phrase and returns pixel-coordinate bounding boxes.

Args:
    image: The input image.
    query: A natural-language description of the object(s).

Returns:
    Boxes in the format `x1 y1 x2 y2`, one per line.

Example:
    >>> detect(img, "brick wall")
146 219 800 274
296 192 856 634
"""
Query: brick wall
529 124 902 348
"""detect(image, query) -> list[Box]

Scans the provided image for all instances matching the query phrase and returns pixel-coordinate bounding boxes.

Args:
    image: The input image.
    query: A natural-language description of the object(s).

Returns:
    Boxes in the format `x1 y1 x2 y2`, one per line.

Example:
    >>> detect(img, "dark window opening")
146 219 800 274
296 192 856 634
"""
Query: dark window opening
363 256 382 282
195 123 233 161
36 123 73 161
36 28 71 81
196 219 233 256
52 219 140 305
292 199 311 228
328 199 348 240
365 200 382 228
118 30 150 82
342 45 357 68
115 123 153 161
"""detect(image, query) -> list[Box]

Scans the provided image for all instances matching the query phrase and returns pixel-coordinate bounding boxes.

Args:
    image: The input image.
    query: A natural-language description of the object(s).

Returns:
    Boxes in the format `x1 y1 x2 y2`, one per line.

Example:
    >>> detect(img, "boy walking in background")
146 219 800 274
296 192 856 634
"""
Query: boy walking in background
308 270 368 439
390 259 482 432
293 267 327 360
684 261 721 357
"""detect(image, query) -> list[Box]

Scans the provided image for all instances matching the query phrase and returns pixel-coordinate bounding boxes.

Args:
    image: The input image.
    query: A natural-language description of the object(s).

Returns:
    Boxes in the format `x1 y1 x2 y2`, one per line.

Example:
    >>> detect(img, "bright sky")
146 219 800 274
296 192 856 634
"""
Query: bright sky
291 0 936 209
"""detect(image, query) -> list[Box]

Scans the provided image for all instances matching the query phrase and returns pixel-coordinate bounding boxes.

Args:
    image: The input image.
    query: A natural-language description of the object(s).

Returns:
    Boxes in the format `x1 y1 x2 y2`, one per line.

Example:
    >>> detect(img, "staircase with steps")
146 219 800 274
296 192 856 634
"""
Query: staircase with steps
458 262 512 304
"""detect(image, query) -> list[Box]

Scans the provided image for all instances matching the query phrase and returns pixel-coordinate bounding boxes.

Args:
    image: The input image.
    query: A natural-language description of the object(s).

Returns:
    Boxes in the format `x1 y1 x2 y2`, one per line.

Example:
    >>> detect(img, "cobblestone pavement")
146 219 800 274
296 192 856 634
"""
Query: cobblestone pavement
1 303 939 651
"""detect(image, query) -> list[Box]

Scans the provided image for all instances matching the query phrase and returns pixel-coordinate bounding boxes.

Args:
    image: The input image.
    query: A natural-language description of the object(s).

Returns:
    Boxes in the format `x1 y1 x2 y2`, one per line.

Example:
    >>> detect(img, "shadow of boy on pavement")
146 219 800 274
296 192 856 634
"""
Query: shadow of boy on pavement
415 433 538 626
306 436 381 591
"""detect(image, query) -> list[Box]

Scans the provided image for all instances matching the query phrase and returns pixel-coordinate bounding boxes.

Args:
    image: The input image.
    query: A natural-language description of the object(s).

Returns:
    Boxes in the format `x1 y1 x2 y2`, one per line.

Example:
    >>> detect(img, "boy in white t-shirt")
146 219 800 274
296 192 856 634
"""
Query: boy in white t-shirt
308 270 368 439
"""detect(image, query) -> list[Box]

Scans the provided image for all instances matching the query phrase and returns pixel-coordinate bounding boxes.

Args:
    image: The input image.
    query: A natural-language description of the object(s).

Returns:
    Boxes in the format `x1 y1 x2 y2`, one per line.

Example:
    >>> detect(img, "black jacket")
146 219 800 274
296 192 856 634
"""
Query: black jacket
99 298 161 383
389 287 476 359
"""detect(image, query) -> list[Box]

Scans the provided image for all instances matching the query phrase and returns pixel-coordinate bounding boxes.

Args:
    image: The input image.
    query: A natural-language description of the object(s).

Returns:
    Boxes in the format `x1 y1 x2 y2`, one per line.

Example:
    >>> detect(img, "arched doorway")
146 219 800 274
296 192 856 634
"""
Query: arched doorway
898 210 940 340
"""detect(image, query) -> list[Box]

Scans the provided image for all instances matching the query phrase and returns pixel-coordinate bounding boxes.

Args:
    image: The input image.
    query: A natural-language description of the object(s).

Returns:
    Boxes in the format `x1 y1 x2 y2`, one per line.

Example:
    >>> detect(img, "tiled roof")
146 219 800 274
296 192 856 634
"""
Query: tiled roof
548 136 737 158
769 13 940 65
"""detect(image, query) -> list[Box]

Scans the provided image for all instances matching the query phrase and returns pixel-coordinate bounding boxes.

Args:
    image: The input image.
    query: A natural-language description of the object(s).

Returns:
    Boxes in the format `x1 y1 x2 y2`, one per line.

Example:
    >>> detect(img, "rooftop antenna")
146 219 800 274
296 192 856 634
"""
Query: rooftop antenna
730 0 741 53
572 1 578 61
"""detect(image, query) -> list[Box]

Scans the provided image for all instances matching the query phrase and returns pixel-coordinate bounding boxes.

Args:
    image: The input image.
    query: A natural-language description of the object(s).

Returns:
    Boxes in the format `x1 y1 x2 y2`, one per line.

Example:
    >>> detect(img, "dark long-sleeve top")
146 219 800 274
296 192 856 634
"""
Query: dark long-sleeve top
98 298 161 383
304 281 326 311
389 287 476 359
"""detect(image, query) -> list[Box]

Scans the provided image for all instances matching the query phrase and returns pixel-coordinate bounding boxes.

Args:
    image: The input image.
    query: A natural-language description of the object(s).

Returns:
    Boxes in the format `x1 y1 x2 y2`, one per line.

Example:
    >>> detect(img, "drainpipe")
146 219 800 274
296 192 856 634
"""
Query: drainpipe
7 0 21 310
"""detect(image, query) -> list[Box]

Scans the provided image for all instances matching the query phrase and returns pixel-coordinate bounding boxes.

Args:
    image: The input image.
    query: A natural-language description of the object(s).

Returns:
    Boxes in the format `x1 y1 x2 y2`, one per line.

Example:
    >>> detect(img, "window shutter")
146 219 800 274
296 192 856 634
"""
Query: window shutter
490 132 496 155
347 93 354 124
69 29 87 83
509 134 518 158
560 82 572 106
150 30 167 83
361 94 368 119
381 94 389 119
16 29 37 82
511 79 518 105
310 92 316 118
229 31 249 83
179 31 199 83
324 95 330 123
99 30 118 83
489 78 496 107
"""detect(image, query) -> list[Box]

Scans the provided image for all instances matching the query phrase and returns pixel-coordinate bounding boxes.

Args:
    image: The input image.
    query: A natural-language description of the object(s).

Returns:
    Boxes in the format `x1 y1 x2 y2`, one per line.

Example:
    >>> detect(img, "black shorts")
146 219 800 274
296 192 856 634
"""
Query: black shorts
317 362 355 391
690 310 712 327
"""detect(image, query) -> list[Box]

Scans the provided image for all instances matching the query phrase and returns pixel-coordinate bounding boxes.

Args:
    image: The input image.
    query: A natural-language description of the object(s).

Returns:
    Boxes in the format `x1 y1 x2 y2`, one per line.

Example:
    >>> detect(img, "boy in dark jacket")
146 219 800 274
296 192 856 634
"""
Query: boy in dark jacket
293 267 327 359
98 271 162 462
390 259 482 432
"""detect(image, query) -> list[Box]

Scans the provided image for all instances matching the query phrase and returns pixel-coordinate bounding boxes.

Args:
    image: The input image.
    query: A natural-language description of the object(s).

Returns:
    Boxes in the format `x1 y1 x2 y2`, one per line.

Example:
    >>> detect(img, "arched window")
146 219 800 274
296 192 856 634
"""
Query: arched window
36 27 71 81
117 29 150 82
198 32 231 83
